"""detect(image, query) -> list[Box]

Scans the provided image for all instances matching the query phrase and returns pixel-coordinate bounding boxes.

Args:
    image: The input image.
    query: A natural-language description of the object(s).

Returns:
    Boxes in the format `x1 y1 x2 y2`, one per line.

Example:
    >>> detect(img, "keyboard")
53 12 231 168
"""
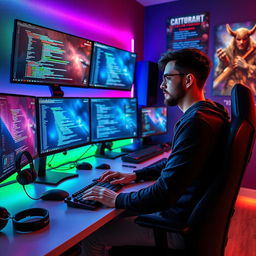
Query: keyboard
64 180 123 210
121 144 165 163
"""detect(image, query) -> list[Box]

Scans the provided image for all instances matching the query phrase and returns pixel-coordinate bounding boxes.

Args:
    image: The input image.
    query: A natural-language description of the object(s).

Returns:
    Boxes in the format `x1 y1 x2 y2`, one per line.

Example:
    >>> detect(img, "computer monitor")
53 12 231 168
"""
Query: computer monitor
0 93 37 184
121 106 168 152
141 106 168 138
11 20 93 95
90 98 138 158
36 97 90 184
89 42 137 90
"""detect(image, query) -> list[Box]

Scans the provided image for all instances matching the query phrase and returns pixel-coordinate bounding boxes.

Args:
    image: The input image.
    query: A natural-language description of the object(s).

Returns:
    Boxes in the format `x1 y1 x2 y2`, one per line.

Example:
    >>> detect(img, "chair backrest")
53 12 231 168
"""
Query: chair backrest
186 83 256 256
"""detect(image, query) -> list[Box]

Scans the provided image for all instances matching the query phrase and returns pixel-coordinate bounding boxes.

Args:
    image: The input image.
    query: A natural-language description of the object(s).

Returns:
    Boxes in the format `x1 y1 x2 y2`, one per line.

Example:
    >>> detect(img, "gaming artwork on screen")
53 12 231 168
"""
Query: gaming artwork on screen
89 42 137 90
90 98 138 142
0 94 37 183
37 97 90 156
11 20 93 87
141 106 168 138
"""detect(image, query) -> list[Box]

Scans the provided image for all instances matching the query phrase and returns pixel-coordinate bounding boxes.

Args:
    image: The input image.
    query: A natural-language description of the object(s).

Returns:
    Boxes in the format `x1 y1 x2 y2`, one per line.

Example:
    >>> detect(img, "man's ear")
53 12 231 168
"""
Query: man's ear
185 73 194 88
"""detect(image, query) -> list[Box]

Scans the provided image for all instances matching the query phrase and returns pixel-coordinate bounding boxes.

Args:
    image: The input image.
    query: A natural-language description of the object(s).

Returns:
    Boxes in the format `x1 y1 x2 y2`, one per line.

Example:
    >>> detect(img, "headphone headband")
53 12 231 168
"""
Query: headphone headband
15 151 33 173
12 208 49 232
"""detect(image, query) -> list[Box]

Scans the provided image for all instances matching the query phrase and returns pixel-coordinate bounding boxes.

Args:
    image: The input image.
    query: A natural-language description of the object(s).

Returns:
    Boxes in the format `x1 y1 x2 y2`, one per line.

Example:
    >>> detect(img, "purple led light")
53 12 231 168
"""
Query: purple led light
22 0 133 50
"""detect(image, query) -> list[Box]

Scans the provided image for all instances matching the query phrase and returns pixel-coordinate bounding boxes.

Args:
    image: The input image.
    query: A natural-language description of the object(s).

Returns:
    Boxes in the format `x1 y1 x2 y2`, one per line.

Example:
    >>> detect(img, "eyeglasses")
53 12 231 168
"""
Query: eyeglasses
162 73 187 83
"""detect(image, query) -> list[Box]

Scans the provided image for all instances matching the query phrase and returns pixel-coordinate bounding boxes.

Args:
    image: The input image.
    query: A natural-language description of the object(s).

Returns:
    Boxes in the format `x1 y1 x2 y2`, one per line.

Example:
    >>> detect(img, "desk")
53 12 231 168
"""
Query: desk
0 152 169 256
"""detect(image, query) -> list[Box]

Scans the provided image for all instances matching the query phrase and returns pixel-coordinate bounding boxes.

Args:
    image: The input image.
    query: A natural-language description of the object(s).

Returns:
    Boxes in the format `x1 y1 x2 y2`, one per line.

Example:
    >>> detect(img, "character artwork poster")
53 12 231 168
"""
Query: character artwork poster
213 21 256 96
167 13 209 53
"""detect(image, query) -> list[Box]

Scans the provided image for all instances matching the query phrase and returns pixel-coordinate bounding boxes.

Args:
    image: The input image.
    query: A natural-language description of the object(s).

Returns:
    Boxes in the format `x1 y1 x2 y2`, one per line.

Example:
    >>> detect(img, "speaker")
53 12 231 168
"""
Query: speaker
0 206 49 232
135 61 159 106
15 151 37 185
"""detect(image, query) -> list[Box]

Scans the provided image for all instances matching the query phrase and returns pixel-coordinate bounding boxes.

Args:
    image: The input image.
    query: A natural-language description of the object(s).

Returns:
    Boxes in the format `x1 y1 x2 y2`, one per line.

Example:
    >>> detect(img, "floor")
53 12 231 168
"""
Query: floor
225 188 256 256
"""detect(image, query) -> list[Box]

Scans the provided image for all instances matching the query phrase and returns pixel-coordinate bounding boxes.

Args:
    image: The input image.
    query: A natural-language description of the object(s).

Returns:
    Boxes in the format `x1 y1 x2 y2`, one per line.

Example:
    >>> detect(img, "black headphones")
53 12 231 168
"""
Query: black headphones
15 151 37 185
0 206 49 232
0 151 50 232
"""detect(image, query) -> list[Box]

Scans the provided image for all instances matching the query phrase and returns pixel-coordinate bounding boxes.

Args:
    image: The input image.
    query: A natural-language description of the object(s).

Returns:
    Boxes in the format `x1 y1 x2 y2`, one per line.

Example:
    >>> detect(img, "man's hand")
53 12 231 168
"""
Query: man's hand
82 186 118 208
99 170 136 185
233 56 248 70
217 48 230 66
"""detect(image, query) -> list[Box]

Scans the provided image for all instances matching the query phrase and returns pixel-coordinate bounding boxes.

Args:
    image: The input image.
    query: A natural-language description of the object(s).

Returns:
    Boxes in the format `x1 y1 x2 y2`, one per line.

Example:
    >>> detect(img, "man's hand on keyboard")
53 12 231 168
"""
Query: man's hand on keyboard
99 171 136 185
82 186 118 208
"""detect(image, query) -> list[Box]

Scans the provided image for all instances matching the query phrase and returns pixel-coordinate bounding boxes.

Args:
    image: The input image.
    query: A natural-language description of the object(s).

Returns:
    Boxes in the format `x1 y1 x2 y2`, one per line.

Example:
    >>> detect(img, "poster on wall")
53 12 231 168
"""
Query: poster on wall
213 21 256 96
166 13 209 53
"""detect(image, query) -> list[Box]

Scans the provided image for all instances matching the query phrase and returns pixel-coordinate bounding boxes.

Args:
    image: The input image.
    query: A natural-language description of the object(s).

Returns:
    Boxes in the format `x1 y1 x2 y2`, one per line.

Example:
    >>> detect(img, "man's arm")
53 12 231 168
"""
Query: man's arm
115 118 217 213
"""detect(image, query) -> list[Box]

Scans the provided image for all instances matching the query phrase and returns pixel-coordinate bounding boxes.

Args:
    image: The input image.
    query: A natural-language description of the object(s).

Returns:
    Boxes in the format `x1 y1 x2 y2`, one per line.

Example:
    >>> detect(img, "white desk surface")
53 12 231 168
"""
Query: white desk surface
0 152 169 256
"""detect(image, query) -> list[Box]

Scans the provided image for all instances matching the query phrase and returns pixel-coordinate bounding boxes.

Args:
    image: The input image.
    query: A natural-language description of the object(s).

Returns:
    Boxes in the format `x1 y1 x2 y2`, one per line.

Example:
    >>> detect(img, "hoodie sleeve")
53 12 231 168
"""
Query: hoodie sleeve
115 117 218 213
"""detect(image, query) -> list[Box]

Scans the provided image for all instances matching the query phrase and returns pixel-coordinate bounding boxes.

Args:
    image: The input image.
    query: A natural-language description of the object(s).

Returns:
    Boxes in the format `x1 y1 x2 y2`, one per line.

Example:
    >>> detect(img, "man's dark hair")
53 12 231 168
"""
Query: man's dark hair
158 48 212 89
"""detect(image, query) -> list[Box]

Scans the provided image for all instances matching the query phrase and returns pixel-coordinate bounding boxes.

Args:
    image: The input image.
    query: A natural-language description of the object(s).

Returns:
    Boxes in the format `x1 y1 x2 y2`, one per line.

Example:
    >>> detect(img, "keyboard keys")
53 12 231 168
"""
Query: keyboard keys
65 181 123 210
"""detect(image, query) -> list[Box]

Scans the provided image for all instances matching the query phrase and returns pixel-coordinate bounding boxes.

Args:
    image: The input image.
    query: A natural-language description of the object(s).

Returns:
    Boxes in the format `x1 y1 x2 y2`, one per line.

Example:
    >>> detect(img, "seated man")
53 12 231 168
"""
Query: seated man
80 48 230 256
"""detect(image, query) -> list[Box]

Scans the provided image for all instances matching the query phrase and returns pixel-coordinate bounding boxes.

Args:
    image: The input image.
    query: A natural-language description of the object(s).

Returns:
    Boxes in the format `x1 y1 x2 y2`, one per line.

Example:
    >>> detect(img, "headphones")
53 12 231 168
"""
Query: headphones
15 151 37 185
0 207 49 232
0 151 50 232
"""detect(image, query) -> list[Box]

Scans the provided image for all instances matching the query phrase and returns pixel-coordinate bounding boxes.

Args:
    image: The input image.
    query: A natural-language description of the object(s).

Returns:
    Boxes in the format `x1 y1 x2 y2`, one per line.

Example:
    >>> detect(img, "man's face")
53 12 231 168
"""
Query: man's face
160 61 187 106
235 33 249 51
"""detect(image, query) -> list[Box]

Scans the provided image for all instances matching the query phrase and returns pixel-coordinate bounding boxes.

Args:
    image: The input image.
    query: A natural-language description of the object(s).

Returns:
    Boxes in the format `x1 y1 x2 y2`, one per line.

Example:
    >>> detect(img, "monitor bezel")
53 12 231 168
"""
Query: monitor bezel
140 106 168 138
89 41 137 91
36 96 91 157
90 97 139 143
0 93 38 183
10 19 93 88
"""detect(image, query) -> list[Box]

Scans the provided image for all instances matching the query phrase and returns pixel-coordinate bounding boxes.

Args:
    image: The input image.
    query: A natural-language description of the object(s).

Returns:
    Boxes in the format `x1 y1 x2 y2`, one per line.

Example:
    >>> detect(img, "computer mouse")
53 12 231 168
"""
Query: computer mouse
96 163 111 169
76 162 93 170
40 189 69 201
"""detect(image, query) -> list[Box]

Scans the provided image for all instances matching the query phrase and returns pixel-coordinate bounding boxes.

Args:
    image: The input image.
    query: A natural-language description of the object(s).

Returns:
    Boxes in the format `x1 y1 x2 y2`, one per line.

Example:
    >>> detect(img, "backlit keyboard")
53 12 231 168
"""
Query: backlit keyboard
121 144 165 163
64 180 123 210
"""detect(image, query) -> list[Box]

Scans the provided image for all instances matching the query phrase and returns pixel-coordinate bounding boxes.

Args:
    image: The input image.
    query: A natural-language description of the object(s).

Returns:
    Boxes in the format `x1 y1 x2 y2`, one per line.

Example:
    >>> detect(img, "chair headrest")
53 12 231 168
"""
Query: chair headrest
231 84 256 127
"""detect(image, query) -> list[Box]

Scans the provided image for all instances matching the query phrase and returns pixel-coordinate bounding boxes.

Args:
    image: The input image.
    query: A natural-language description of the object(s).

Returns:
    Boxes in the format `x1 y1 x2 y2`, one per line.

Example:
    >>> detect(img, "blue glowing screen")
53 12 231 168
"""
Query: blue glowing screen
141 106 167 138
89 42 136 90
90 98 138 142
38 97 90 155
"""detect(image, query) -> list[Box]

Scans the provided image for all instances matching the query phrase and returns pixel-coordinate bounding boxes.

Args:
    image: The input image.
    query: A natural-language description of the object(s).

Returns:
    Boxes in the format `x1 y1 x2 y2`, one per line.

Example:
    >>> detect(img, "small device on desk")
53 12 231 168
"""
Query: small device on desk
40 189 69 201
76 162 93 170
96 163 111 169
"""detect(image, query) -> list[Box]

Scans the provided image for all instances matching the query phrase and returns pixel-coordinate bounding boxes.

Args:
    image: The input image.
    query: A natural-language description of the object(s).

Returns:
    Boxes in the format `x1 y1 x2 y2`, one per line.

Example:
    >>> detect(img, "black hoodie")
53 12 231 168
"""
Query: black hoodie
116 100 230 223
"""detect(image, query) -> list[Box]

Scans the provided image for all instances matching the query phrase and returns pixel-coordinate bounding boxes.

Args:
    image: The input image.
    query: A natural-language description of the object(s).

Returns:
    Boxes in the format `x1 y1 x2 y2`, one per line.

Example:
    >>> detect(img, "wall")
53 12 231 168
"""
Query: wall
144 0 256 189
0 0 144 97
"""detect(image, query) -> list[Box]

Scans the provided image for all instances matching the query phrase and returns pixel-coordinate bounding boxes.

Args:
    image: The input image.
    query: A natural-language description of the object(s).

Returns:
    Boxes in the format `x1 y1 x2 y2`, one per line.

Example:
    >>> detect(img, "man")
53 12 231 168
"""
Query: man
214 24 256 95
80 48 230 255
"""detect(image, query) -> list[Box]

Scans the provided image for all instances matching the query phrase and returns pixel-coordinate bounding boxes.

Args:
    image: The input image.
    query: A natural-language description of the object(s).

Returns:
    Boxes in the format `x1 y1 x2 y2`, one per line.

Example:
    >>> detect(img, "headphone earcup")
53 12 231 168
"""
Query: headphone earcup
30 166 37 182
15 151 37 185
16 168 34 185
0 207 10 230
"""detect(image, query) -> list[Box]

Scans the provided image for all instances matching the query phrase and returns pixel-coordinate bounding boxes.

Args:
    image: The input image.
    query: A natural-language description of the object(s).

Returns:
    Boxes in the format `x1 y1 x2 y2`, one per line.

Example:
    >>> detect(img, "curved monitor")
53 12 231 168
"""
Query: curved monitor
11 20 93 88
140 106 168 138
0 93 37 183
90 98 138 142
37 97 90 156
89 42 137 90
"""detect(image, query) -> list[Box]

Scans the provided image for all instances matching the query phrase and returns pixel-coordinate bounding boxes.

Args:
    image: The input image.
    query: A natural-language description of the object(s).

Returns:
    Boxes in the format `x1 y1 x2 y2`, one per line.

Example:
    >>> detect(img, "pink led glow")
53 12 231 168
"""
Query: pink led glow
21 0 133 50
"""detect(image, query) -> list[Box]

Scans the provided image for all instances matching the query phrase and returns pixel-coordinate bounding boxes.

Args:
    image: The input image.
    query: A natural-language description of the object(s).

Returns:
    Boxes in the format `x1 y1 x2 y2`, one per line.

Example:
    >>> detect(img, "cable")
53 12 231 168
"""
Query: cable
48 144 96 170
22 185 41 200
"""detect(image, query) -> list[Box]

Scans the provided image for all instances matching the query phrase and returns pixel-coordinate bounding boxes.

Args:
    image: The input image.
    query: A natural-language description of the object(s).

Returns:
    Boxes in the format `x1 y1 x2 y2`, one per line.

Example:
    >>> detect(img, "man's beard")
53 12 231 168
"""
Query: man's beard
164 88 186 107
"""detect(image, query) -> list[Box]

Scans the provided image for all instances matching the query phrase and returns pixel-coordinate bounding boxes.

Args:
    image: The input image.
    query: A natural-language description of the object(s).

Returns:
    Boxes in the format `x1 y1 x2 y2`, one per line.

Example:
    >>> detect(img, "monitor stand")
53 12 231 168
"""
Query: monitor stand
95 142 127 159
121 138 153 153
34 156 78 185
49 84 64 97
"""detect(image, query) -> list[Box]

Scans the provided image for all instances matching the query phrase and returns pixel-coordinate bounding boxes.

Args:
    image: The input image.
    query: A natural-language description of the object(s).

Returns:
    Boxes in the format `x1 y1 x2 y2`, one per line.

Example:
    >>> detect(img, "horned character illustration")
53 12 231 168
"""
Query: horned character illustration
214 24 256 95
